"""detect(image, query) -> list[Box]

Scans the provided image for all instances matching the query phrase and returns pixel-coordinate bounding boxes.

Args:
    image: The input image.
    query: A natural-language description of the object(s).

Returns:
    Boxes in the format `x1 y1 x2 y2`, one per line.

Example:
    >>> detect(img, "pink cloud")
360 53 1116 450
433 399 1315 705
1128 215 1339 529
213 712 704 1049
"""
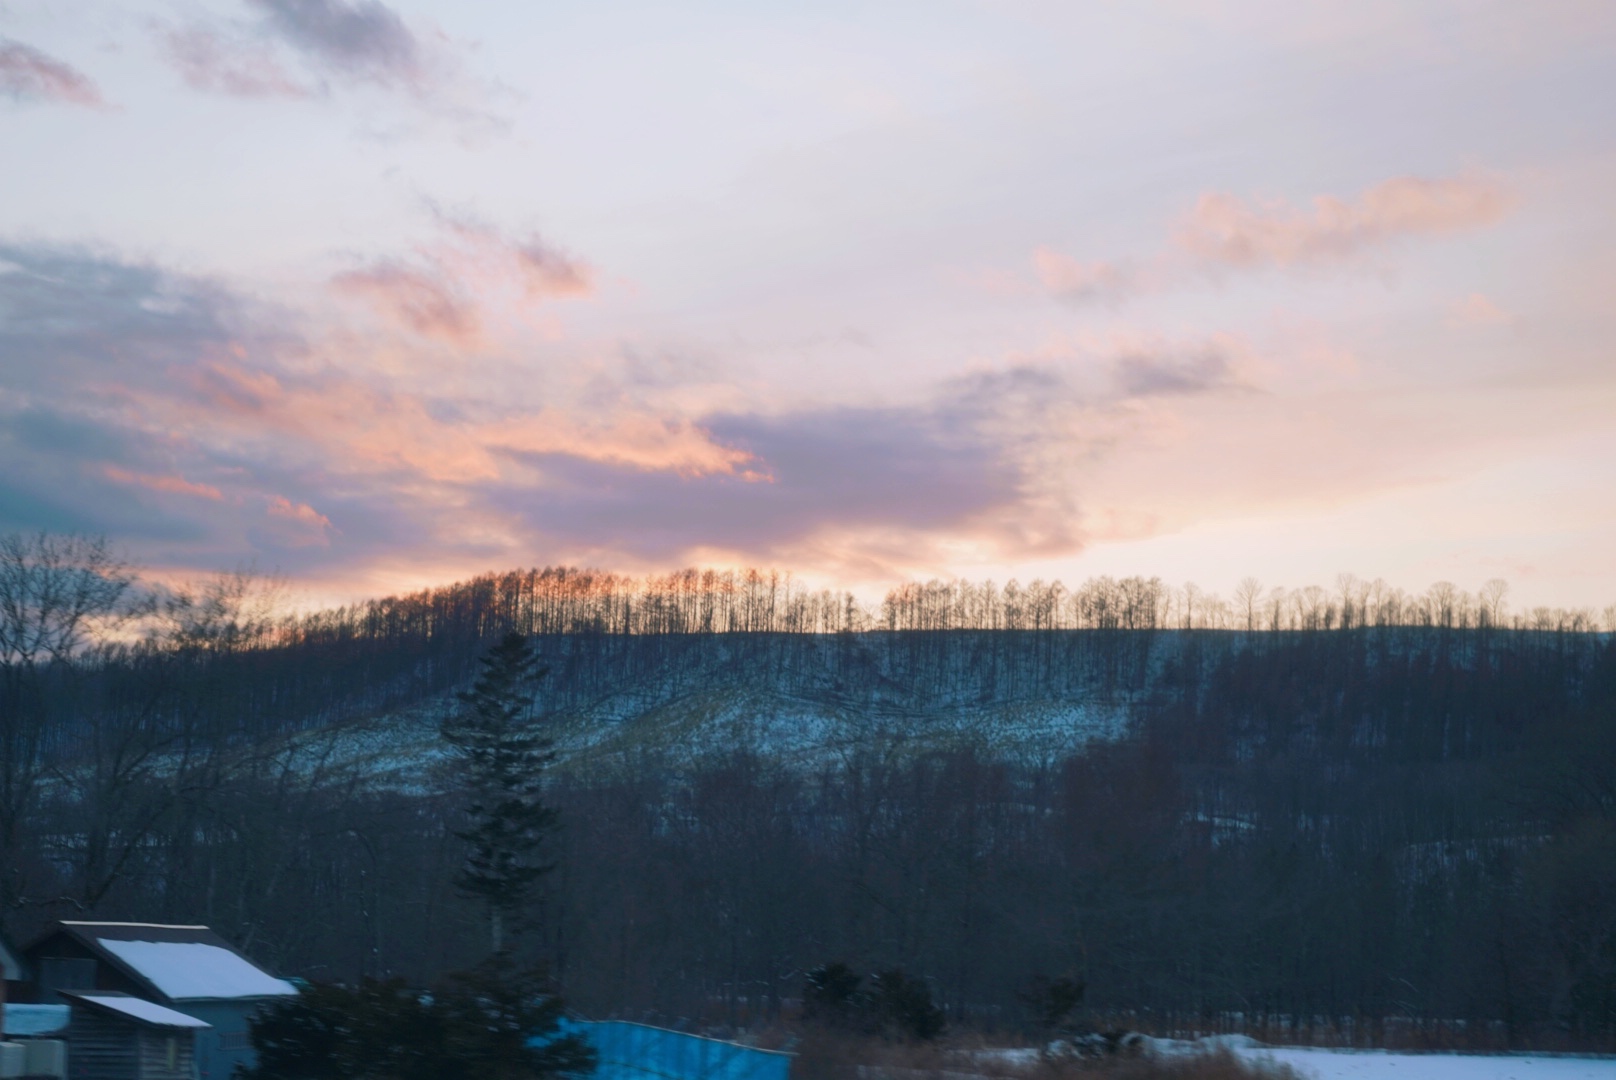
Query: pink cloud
1032 247 1135 302
512 239 595 298
0 39 106 107
268 496 331 527
160 27 311 99
332 216 595 346
331 263 481 346
103 465 222 500
1448 292 1512 326
1177 175 1511 267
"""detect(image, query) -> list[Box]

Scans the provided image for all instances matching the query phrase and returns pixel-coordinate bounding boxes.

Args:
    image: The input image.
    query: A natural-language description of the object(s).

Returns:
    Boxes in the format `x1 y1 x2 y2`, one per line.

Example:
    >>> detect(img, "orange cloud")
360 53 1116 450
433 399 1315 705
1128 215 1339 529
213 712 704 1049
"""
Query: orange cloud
268 496 331 527
485 411 765 479
1177 175 1511 267
103 465 222 500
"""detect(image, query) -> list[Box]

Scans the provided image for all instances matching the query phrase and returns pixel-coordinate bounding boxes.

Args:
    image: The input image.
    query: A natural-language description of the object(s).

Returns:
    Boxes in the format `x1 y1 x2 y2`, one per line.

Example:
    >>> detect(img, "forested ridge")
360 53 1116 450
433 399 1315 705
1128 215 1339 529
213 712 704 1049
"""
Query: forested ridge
3 537 1615 1049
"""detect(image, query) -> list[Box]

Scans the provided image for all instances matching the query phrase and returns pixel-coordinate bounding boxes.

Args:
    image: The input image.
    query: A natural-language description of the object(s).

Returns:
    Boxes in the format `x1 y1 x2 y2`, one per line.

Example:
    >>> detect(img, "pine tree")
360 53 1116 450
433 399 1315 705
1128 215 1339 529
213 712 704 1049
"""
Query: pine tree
441 632 558 954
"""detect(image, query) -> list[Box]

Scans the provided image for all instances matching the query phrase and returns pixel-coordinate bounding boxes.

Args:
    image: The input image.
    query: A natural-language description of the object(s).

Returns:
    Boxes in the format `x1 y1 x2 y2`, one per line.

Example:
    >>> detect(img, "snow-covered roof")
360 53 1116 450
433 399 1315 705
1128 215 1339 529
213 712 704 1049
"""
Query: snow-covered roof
61 992 211 1029
3 1004 69 1037
96 940 297 1001
34 922 299 1003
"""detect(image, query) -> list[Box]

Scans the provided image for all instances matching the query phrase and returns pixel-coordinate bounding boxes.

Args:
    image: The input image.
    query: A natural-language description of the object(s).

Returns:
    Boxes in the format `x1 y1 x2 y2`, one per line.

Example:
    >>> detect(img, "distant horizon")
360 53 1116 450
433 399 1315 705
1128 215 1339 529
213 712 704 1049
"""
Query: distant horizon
128 555 1614 633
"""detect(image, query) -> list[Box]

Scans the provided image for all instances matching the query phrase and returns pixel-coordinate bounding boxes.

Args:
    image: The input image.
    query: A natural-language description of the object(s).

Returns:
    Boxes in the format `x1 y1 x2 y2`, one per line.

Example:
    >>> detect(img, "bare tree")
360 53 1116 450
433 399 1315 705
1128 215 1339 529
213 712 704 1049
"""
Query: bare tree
0 533 141 914
1234 578 1264 633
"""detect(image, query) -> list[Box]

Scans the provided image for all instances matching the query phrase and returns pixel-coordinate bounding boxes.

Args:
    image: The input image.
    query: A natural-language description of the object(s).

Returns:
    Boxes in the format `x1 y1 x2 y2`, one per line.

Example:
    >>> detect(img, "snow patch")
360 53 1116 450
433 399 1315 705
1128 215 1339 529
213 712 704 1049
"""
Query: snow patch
69 994 211 1028
97 940 297 1000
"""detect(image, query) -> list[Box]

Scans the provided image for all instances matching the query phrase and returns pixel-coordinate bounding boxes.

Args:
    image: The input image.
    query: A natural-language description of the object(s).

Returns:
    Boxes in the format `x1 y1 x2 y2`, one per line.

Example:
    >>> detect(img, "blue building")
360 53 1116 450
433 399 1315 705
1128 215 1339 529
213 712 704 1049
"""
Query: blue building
23 922 297 1080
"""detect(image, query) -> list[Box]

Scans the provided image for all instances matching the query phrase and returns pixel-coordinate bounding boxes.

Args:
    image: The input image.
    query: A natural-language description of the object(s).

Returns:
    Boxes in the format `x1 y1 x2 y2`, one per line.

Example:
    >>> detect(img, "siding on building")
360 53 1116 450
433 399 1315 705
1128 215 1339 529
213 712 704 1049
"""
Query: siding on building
66 1008 140 1080
135 1030 196 1080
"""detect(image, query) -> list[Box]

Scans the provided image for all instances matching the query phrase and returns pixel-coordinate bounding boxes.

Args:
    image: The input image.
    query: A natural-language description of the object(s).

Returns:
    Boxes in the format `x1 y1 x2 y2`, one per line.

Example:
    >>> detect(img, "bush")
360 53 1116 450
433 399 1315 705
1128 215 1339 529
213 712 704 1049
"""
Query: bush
802 963 945 1041
239 955 594 1080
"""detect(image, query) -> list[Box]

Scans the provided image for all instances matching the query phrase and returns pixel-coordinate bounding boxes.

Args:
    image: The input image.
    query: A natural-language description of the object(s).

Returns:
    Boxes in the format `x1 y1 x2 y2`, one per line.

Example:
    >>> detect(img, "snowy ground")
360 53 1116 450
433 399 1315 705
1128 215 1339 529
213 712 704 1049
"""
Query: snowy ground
1246 1047 1616 1080
979 1040 1616 1080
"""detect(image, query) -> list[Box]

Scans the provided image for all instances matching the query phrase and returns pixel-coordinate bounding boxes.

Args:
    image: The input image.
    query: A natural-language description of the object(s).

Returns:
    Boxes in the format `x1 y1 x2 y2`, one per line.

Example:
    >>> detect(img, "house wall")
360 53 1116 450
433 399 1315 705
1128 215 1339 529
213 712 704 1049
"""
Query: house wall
137 1030 197 1080
169 1001 267 1080
23 935 144 1004
66 1009 139 1080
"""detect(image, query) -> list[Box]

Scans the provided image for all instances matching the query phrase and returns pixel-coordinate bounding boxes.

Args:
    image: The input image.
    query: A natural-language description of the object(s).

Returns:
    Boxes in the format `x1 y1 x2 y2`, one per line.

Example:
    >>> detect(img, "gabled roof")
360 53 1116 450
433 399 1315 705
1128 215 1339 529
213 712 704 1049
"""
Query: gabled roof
59 991 211 1029
39 922 297 1003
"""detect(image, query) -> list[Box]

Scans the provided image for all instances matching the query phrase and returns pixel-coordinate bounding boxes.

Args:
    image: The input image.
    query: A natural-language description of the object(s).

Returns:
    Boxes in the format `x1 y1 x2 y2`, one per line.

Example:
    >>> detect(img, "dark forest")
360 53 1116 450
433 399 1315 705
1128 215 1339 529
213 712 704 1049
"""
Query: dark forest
3 536 1614 1050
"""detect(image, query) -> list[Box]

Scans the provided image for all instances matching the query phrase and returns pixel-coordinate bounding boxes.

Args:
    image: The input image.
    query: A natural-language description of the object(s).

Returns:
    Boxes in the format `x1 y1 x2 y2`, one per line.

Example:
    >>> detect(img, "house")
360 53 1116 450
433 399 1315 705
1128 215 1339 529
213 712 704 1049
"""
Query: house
24 923 297 1080
58 991 207 1080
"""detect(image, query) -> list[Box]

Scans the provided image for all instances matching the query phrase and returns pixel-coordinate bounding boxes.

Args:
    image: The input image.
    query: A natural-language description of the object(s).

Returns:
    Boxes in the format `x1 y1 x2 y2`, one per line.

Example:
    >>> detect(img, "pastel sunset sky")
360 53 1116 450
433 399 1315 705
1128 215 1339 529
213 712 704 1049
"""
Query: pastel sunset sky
2 0 1613 608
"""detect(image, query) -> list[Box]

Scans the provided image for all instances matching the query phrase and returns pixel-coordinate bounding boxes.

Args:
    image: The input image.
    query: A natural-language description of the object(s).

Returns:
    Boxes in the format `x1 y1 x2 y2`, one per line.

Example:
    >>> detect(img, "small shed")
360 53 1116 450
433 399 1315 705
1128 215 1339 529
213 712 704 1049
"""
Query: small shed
59 991 208 1080
25 923 296 1080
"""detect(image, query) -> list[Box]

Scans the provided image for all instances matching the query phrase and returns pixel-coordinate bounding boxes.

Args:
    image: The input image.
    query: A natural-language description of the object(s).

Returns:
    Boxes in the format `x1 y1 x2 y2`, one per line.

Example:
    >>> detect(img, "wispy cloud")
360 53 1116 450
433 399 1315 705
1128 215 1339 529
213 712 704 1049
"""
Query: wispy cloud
1447 292 1513 327
331 262 479 345
153 0 507 138
246 0 424 90
332 212 595 346
1176 175 1512 268
1030 174 1514 306
1113 347 1248 398
0 38 106 107
160 26 311 99
1032 247 1138 304
103 466 223 501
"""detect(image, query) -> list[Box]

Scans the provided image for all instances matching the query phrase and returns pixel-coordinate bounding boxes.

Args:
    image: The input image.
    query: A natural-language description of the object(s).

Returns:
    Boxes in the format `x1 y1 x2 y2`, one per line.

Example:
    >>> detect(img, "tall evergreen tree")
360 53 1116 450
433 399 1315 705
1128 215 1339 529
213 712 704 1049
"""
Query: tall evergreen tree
441 632 558 954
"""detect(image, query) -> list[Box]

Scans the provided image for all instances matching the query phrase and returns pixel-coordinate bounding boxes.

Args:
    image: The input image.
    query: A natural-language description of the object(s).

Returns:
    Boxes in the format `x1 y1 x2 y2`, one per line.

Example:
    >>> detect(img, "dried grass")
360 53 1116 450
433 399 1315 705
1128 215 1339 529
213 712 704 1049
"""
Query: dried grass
789 1031 1300 1080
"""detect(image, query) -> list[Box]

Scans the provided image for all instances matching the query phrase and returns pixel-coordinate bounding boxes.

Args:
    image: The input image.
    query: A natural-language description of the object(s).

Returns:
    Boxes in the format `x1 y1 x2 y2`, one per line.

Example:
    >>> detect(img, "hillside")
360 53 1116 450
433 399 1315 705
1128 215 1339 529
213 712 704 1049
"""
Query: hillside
5 564 1614 1048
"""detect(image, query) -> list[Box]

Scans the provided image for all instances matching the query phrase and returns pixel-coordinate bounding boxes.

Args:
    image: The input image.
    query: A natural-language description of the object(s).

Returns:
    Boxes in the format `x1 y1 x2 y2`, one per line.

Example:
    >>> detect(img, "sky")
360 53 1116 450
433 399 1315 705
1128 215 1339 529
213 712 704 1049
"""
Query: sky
1 0 1613 611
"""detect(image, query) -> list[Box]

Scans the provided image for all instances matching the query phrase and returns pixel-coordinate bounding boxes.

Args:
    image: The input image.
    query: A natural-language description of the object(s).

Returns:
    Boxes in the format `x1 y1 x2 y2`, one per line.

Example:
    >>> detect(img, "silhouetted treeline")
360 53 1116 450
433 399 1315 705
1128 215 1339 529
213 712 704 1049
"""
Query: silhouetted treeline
16 564 1604 750
286 567 1607 643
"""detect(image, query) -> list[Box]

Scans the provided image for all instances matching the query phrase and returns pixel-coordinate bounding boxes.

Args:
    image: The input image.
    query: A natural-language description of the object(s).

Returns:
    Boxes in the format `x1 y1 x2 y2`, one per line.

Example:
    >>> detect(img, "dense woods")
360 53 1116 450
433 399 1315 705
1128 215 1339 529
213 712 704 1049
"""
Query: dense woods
3 534 1615 1050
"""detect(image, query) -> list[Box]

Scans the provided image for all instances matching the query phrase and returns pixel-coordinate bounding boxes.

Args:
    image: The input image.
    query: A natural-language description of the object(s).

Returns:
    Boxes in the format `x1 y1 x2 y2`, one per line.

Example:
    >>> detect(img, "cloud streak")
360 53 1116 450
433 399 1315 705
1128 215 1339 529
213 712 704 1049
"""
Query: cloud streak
104 467 223 501
0 39 106 107
161 26 311 99
1032 174 1513 305
332 214 595 346
153 0 507 139
247 0 424 89
1176 176 1512 268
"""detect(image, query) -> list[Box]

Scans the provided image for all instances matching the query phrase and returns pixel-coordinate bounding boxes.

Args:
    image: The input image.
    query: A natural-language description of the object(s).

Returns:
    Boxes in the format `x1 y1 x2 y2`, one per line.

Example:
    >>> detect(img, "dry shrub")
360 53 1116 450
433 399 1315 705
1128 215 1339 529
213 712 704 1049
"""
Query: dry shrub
790 1031 1299 1080
1040 1049 1301 1080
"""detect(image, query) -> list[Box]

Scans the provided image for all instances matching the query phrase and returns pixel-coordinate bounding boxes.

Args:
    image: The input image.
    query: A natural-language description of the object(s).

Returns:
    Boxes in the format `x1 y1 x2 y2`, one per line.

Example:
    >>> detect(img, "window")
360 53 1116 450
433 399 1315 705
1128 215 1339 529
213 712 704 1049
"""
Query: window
220 1031 252 1051
165 1036 178 1071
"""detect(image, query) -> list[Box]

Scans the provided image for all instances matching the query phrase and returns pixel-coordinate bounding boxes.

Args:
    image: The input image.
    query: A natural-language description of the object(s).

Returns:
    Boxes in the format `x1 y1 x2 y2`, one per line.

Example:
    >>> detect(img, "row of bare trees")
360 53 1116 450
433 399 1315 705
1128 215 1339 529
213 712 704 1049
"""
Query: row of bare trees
283 567 1611 648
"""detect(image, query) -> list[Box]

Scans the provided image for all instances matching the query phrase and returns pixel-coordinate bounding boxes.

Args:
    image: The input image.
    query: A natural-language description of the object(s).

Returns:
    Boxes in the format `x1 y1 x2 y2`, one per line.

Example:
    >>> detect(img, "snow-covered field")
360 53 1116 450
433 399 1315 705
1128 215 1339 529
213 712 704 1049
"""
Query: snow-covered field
1247 1048 1615 1080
